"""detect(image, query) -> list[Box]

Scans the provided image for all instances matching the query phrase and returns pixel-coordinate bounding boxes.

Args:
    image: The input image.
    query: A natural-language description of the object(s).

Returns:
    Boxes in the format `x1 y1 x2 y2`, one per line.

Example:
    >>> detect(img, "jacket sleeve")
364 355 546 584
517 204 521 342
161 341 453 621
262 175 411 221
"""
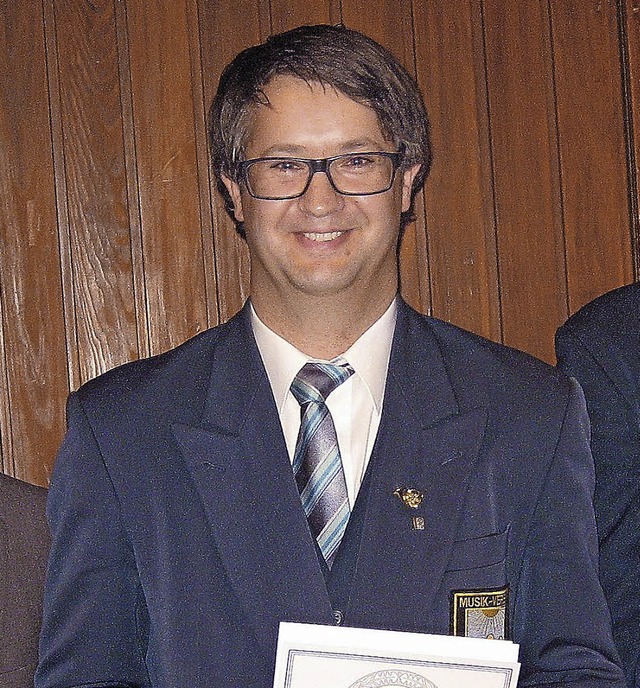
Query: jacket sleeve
514 378 625 688
556 326 640 688
36 393 150 688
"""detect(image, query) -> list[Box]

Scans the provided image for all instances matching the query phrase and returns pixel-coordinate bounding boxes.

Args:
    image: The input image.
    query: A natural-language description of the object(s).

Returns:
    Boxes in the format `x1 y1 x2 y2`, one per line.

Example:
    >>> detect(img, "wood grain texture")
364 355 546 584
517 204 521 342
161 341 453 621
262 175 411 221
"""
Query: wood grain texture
270 0 340 33
185 0 219 330
126 0 209 356
552 0 634 314
0 0 68 484
622 0 640 275
413 0 501 339
43 0 80 393
482 0 567 362
53 0 140 383
198 0 260 323
114 0 151 361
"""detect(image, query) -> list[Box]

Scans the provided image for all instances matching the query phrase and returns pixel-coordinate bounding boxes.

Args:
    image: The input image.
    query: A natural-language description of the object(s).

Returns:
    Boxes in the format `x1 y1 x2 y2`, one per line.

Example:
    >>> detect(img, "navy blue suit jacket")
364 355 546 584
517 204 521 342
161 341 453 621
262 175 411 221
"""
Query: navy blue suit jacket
556 283 640 687
37 300 624 687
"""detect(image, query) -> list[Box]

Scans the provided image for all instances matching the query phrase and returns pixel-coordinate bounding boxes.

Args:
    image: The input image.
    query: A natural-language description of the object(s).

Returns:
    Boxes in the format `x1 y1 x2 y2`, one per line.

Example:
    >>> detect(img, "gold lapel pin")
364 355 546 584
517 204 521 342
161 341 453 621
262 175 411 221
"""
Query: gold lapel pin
393 487 424 509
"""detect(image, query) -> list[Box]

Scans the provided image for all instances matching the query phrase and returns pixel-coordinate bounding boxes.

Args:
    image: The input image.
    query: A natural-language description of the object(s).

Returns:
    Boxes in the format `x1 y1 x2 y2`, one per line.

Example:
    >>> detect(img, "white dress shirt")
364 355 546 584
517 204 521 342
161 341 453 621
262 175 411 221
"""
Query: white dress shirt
251 299 397 506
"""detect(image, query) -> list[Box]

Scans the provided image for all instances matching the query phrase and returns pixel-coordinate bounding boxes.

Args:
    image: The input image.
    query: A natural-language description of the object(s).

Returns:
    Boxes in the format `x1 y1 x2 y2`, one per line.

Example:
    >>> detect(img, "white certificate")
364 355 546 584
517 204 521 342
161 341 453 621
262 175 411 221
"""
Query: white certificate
273 622 520 688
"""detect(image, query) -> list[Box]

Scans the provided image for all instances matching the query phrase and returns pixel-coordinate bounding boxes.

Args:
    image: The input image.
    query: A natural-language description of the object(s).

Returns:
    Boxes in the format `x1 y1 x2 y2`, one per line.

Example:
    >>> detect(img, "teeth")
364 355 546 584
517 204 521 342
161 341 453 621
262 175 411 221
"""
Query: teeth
303 231 343 242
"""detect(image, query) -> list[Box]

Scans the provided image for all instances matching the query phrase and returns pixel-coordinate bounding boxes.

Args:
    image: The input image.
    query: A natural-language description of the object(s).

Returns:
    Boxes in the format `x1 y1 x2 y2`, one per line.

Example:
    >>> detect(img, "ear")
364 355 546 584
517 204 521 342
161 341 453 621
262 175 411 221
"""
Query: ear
221 175 245 222
401 164 421 213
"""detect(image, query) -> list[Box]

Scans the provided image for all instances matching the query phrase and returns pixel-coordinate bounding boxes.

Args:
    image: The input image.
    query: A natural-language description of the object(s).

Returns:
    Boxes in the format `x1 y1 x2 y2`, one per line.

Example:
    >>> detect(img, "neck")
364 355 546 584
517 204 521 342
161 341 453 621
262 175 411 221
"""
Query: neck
251 286 397 359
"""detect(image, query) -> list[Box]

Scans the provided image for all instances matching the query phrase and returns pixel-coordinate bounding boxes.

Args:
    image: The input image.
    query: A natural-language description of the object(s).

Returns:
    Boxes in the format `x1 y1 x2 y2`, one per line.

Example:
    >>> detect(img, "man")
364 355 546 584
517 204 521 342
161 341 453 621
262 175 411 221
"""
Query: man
1 473 50 688
556 283 640 688
37 24 624 688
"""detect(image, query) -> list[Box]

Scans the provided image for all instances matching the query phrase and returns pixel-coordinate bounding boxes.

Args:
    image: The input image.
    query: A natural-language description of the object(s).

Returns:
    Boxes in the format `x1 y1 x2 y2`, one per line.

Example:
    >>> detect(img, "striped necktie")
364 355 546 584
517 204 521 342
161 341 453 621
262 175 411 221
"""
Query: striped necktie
291 361 355 568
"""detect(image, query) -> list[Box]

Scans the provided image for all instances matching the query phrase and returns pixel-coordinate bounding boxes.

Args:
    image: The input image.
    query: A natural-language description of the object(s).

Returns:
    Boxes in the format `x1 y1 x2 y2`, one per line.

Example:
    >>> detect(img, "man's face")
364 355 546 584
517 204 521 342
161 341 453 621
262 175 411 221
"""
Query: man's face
222 75 419 307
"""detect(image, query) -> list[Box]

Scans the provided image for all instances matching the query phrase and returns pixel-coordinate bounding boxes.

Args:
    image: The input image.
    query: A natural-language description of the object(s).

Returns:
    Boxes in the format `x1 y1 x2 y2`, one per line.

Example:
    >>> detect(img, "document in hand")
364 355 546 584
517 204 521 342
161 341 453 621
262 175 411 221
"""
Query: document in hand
273 622 520 688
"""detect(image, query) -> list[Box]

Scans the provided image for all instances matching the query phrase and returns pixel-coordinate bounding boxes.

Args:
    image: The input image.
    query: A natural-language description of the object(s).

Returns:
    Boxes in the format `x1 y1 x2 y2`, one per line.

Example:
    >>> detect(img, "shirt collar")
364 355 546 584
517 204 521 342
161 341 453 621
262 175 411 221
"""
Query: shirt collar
251 298 397 413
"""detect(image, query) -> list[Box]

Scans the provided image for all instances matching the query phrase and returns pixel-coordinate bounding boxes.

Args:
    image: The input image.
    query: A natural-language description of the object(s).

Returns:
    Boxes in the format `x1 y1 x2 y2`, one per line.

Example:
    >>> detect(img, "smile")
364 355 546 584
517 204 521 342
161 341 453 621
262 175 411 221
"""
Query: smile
302 231 344 242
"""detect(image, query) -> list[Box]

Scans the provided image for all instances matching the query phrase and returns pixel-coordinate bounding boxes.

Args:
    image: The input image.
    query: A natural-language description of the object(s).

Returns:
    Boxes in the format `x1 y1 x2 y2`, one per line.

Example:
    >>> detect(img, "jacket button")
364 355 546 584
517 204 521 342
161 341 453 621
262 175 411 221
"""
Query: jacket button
333 609 343 625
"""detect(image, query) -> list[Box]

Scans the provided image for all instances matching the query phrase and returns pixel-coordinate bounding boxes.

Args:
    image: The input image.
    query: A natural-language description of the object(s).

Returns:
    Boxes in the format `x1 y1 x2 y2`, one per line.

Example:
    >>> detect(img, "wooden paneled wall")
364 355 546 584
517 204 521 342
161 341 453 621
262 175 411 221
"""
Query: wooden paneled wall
1 0 638 487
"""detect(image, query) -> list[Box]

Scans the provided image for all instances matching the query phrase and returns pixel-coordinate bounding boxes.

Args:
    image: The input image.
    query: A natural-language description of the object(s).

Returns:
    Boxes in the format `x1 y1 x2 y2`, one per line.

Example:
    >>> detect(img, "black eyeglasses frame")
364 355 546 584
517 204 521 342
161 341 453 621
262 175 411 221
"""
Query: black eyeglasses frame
237 151 403 200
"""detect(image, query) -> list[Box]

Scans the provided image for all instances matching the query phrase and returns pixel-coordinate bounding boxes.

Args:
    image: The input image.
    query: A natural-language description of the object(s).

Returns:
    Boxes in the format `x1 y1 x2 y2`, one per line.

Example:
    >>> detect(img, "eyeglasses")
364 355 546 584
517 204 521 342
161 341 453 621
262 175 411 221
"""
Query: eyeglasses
238 151 403 200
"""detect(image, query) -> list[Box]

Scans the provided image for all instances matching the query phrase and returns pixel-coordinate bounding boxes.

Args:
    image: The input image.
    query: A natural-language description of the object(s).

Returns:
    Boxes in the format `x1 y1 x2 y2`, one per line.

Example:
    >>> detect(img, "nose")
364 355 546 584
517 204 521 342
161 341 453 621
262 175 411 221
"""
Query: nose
298 170 344 216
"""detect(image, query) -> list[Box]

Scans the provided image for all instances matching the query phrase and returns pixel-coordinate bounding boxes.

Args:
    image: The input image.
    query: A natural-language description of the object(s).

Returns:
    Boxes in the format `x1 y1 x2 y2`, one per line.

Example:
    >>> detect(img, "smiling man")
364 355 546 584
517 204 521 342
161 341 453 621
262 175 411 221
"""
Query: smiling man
37 25 624 688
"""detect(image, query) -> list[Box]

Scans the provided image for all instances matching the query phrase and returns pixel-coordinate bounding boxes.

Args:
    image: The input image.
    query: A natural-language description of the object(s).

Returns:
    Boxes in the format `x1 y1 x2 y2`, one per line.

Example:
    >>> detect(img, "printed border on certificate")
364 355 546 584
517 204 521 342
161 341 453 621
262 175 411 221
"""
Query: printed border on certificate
280 647 516 688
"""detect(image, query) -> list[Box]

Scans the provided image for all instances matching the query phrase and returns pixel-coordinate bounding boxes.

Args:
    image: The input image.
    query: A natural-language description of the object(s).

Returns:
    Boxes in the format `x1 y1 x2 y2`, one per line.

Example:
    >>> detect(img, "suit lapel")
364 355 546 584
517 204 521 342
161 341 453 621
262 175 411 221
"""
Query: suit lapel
347 303 487 631
172 307 333 655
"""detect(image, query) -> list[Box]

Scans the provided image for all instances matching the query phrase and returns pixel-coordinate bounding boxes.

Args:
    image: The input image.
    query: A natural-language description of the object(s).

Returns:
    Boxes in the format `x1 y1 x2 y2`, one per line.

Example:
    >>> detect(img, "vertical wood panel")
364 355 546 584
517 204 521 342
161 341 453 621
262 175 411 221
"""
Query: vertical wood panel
113 0 150 361
185 0 219 329
483 0 567 362
53 0 139 383
552 0 634 313
270 0 340 33
622 0 640 276
126 1 208 355
198 0 261 323
0 0 68 483
342 0 430 313
43 0 80 393
413 0 501 339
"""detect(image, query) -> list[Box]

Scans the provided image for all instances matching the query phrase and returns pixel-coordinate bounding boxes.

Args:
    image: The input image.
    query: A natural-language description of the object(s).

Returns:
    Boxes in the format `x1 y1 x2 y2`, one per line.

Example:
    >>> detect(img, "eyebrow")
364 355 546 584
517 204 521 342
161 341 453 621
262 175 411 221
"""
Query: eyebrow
257 139 391 158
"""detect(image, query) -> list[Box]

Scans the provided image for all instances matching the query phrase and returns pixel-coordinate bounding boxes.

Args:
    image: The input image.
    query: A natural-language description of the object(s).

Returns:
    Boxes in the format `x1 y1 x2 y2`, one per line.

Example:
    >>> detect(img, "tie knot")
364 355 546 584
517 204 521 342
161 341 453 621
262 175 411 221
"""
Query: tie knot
291 361 354 406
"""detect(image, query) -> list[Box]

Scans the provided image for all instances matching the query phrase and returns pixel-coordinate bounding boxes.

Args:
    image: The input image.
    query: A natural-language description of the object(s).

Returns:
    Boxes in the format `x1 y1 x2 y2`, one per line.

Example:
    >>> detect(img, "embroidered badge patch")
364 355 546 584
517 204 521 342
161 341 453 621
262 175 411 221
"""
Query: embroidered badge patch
451 586 509 640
